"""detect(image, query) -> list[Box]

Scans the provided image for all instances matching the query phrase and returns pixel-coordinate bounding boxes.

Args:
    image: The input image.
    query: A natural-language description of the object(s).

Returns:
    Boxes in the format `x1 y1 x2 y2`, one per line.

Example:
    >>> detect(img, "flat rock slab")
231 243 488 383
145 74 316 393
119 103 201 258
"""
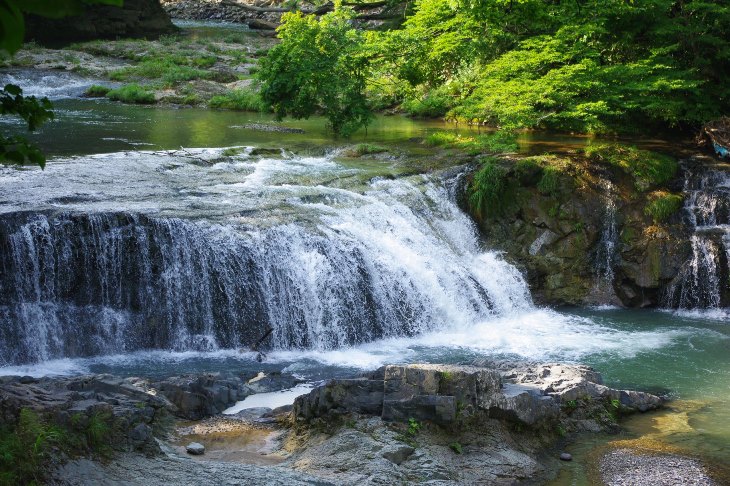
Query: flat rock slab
600 448 717 486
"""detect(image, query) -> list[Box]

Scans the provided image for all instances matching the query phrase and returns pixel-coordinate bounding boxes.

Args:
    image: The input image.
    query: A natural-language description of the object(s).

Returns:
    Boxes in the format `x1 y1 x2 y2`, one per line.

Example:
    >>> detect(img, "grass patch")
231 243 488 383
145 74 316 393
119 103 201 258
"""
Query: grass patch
645 191 684 223
468 157 510 218
209 88 267 111
107 84 156 104
425 130 517 154
110 59 211 87
85 84 110 97
449 442 463 454
344 143 387 157
537 165 561 196
584 143 678 191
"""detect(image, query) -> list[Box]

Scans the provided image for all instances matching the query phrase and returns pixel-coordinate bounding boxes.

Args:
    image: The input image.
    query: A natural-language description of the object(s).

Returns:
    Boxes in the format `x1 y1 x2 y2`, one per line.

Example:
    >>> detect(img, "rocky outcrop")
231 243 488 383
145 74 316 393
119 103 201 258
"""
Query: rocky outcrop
464 152 694 307
25 0 176 45
0 374 171 454
287 363 663 485
294 363 662 428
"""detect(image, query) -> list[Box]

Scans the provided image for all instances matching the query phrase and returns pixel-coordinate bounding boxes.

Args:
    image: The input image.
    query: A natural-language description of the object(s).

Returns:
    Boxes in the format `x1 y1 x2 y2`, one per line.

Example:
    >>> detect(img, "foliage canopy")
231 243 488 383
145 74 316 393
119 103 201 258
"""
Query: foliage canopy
261 0 730 135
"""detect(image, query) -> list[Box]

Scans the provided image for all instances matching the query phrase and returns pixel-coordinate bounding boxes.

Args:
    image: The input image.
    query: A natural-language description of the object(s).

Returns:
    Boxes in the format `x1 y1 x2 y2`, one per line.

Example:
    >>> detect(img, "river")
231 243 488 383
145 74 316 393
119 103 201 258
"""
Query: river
0 61 728 484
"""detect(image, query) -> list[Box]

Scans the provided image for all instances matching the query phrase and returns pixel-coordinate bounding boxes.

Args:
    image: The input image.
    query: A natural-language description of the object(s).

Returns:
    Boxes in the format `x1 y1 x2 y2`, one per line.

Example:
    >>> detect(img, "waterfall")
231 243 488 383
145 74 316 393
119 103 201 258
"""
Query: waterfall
592 180 619 299
664 165 730 309
0 152 533 365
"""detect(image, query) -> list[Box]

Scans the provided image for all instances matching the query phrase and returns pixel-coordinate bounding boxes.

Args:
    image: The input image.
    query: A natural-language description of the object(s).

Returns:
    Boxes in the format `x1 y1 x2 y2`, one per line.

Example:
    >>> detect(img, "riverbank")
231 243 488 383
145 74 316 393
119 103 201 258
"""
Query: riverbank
2 21 276 108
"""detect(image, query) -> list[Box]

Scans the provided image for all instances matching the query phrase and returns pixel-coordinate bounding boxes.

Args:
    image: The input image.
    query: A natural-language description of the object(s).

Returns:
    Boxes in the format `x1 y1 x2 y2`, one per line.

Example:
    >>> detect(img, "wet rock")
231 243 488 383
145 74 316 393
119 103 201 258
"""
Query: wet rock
129 423 152 443
186 442 205 455
560 452 572 461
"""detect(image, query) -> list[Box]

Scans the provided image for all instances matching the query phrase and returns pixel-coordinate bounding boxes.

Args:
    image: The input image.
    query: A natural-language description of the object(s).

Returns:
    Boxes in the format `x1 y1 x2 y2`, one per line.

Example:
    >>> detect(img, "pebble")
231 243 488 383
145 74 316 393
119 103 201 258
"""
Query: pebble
560 452 572 461
186 442 205 455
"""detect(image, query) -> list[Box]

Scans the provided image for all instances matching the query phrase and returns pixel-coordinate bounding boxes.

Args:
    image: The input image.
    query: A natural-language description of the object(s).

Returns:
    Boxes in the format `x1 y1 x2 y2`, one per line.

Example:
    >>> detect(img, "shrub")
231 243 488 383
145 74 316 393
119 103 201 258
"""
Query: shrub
84 84 110 97
469 157 509 218
584 144 678 191
537 165 561 196
645 191 684 223
449 442 463 454
209 88 267 112
0 409 64 486
106 84 156 104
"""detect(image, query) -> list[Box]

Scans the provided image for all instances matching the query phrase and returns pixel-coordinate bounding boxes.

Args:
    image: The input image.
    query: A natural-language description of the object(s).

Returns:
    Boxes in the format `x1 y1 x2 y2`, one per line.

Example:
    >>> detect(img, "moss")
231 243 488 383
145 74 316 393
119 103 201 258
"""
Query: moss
645 191 684 223
85 84 110 97
107 84 156 104
584 143 678 191
209 88 267 112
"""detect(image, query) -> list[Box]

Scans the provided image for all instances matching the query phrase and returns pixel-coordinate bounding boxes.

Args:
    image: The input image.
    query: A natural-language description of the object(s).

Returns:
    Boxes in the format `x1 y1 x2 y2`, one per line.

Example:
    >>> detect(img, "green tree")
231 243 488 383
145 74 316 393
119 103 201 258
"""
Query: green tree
370 0 730 133
0 0 122 167
258 8 373 137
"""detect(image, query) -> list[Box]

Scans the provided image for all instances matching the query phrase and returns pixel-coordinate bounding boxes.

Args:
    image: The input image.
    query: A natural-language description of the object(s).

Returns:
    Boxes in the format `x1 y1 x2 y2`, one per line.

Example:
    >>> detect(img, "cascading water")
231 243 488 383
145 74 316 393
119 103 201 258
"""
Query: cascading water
591 180 619 300
664 165 730 309
0 149 532 365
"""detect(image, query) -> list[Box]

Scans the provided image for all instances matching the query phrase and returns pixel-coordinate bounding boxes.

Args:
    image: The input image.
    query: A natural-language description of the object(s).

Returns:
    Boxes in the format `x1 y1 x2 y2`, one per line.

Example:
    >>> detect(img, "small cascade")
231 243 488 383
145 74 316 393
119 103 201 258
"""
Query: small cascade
664 165 730 309
592 180 619 297
0 153 533 365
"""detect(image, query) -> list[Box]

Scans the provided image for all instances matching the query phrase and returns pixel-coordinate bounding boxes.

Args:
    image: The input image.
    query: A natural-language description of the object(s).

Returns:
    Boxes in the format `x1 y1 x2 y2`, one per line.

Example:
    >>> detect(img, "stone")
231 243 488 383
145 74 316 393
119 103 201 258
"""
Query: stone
560 452 572 461
186 442 205 455
129 423 152 443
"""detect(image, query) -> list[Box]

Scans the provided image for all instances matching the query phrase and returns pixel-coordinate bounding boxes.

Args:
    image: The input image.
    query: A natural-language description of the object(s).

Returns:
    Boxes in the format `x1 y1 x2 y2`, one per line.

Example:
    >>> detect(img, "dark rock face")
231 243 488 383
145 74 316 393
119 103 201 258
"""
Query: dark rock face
464 154 695 307
25 0 176 45
293 363 662 428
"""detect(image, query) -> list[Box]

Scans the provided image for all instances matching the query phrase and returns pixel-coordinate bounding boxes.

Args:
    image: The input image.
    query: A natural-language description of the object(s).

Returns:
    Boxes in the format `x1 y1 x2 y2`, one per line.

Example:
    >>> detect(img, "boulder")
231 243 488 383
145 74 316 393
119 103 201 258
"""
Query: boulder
186 442 205 455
